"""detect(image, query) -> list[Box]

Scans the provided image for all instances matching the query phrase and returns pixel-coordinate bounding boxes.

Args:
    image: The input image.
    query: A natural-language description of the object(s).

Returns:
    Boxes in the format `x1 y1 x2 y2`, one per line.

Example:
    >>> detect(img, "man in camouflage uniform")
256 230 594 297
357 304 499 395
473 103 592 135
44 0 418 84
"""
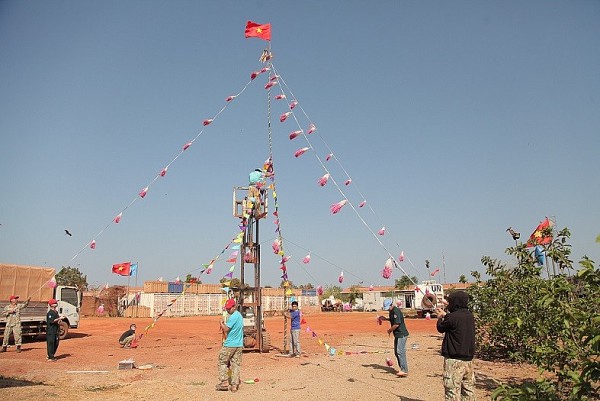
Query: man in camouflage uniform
436 291 476 401
1 295 31 353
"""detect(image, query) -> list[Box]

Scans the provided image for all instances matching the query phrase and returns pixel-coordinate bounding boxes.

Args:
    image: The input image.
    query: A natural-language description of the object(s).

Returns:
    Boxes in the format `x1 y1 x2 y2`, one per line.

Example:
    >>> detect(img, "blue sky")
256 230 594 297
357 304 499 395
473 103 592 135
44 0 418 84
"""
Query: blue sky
1 1 599 289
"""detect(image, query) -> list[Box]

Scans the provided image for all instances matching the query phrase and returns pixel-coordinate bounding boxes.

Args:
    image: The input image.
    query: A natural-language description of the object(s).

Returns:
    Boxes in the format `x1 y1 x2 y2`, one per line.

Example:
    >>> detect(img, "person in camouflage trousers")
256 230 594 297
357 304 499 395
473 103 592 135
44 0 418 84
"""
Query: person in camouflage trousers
2 295 31 353
436 291 476 401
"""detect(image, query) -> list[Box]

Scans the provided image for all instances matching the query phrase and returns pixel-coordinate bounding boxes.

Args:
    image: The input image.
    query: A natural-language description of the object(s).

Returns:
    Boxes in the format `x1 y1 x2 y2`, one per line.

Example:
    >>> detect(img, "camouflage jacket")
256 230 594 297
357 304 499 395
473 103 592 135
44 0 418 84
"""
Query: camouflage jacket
3 299 30 326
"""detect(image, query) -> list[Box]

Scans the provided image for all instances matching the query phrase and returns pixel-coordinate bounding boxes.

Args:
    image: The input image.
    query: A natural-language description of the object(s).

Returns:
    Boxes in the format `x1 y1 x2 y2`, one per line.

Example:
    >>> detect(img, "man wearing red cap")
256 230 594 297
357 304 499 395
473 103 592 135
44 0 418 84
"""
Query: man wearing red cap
1 295 31 353
46 299 64 361
216 298 243 392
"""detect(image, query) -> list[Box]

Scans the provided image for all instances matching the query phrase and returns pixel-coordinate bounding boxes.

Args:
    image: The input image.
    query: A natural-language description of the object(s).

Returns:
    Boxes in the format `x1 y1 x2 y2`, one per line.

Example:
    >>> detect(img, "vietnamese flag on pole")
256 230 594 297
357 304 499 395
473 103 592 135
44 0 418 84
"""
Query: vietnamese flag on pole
526 217 553 247
245 21 271 41
112 262 131 276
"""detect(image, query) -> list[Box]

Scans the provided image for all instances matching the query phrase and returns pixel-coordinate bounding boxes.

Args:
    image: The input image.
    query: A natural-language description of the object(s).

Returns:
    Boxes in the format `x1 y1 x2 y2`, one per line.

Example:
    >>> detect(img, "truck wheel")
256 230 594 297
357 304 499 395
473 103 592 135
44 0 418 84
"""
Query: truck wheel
58 321 69 340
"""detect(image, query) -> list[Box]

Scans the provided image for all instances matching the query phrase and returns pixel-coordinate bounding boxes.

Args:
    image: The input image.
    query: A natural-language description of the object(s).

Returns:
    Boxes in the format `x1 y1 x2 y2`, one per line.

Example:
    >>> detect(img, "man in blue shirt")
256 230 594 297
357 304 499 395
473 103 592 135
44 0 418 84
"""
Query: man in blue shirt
216 298 243 392
284 301 302 357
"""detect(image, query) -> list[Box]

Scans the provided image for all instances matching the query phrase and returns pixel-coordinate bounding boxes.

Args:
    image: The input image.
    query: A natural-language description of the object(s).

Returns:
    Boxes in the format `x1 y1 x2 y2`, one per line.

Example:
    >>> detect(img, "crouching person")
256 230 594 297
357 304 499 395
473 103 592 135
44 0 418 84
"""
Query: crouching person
119 323 137 348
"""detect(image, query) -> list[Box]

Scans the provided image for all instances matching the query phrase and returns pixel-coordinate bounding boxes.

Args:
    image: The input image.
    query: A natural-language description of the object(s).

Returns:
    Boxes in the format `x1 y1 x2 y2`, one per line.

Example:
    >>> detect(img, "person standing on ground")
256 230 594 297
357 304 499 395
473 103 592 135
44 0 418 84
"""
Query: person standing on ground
379 298 409 377
46 298 63 361
283 300 302 357
436 291 476 401
1 295 31 353
216 298 243 393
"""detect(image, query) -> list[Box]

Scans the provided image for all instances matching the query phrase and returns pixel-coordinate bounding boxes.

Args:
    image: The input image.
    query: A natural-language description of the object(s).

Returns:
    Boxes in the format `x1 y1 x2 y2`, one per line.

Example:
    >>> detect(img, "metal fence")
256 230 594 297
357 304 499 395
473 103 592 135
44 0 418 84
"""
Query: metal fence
124 293 320 318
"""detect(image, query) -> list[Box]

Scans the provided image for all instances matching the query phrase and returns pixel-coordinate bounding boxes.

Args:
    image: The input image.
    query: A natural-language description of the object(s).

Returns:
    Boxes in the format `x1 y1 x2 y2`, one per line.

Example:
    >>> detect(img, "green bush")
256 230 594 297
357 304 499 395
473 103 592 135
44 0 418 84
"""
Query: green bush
469 228 600 400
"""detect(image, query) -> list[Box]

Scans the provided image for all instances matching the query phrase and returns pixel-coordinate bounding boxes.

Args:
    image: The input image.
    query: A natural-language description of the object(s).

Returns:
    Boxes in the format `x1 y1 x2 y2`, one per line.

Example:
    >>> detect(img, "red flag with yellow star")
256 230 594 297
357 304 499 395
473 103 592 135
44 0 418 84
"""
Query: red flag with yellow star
245 21 271 41
112 262 131 276
526 217 553 247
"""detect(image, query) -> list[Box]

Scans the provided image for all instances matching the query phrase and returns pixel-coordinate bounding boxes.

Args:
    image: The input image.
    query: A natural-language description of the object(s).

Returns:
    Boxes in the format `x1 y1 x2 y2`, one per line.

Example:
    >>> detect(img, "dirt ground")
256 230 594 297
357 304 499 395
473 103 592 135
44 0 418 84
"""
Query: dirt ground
0 312 538 400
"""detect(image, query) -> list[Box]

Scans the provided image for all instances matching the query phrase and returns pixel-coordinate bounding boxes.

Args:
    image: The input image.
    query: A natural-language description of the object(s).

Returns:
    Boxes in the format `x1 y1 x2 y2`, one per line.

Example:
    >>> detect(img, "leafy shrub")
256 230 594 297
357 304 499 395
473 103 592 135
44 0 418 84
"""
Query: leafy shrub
469 228 600 400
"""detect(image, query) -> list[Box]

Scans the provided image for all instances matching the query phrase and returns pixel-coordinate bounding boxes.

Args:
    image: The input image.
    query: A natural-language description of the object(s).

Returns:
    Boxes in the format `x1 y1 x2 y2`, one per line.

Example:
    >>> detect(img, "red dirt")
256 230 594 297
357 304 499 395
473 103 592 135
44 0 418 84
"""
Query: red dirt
0 312 537 400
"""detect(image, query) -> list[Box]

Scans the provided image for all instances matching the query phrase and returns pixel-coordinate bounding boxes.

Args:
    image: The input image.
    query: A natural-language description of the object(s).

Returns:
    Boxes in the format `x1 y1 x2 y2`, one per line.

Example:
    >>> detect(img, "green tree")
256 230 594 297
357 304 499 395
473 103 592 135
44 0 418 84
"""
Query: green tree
185 274 201 284
395 275 418 289
469 228 600 400
55 266 88 291
347 285 362 306
458 274 468 283
322 285 342 301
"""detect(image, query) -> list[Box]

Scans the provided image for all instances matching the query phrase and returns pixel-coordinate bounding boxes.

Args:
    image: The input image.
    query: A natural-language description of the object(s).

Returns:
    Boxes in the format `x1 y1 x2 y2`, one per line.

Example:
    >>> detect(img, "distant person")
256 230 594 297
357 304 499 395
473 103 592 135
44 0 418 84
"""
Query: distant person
1 295 31 353
436 291 476 400
380 298 409 377
216 298 243 393
283 301 301 357
46 298 64 361
119 323 137 348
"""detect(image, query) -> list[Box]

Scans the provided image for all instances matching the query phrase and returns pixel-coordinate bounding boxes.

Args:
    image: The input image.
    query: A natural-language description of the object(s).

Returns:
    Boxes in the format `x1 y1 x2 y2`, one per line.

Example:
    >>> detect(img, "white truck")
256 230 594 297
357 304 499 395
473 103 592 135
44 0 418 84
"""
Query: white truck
414 280 444 318
0 264 81 341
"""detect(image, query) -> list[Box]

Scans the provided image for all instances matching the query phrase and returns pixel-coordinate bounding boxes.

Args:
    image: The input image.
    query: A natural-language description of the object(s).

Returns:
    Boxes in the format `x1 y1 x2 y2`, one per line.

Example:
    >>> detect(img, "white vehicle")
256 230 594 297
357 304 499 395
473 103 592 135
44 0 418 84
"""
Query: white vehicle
413 280 444 318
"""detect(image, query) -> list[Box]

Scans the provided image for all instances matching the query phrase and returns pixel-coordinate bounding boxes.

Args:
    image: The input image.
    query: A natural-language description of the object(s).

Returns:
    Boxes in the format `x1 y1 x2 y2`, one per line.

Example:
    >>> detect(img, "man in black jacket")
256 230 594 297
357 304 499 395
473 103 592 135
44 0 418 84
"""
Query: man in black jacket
436 291 476 400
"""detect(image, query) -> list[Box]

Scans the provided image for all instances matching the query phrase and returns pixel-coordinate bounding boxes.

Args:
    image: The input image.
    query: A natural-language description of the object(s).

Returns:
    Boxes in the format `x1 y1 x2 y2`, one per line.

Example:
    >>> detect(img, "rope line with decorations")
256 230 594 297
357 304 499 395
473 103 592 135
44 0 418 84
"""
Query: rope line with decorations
137 229 245 344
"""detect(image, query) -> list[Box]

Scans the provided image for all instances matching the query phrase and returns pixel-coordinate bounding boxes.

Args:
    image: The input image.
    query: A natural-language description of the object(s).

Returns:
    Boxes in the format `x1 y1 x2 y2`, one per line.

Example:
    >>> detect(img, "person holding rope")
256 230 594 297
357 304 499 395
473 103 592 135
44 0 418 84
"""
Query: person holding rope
1 295 31 353
379 298 409 377
216 298 243 393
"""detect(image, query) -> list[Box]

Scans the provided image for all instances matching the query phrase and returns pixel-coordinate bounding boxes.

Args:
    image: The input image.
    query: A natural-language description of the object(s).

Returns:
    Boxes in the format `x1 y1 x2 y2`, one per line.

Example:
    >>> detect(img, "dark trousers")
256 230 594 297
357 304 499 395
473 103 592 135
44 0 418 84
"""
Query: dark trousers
47 331 59 358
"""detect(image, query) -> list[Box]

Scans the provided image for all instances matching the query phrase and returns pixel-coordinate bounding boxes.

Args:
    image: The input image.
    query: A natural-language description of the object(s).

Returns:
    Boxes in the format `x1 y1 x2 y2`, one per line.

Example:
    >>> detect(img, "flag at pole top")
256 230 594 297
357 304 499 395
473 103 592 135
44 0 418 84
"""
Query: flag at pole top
245 21 271 41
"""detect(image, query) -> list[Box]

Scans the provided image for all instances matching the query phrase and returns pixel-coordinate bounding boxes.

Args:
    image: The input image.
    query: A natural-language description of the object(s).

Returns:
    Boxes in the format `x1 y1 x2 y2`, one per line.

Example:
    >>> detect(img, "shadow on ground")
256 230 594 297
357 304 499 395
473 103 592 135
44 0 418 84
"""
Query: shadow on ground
0 376 46 389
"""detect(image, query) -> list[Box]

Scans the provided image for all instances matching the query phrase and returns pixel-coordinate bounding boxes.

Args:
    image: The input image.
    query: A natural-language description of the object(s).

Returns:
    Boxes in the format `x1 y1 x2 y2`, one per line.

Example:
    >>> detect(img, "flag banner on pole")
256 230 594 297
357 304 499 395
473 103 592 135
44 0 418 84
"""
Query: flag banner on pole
129 263 138 276
526 217 553 247
245 21 271 41
112 262 131 276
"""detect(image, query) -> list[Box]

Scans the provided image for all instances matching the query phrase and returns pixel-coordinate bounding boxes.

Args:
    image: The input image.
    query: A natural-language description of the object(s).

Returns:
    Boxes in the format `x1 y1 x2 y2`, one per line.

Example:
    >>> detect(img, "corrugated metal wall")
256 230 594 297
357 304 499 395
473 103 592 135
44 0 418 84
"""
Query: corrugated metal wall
136 292 319 317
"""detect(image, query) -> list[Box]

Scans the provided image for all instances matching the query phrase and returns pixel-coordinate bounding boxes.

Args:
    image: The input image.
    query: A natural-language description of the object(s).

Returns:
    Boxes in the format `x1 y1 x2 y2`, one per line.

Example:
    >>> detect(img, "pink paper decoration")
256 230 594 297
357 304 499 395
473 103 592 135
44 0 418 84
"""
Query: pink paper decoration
183 142 192 150
114 213 122 224
290 100 298 109
318 173 330 187
307 123 317 134
378 227 386 236
303 254 311 264
289 130 302 140
203 119 213 126
344 179 352 186
274 94 286 100
280 111 291 122
139 186 148 198
265 81 278 90
90 240 96 249
160 166 168 177
225 95 237 102
326 153 333 161
399 251 405 262
359 200 366 208
317 286 324 296
338 272 344 283
294 147 309 158
272 239 281 254
47 278 57 288
330 199 348 214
